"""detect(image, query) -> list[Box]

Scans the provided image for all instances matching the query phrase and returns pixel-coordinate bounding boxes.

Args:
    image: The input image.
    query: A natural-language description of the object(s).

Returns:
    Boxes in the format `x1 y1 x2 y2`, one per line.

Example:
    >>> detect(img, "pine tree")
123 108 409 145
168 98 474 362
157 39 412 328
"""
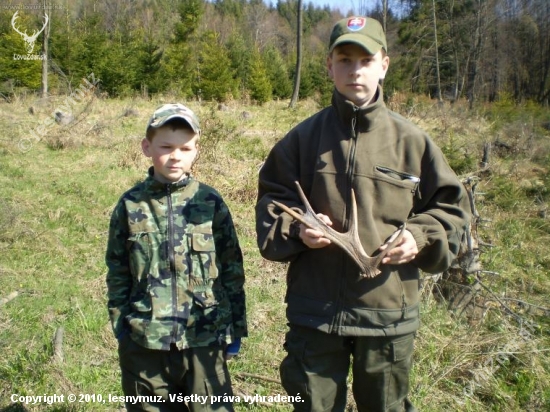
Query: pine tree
195 31 238 101
0 30 43 91
226 33 252 96
135 38 165 94
248 47 272 104
0 12 43 92
163 0 204 97
262 45 292 99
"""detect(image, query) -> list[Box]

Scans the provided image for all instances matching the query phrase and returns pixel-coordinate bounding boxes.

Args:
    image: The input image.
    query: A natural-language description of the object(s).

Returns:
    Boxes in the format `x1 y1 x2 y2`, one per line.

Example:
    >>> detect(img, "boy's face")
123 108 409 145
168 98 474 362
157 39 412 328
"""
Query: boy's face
141 127 198 184
327 43 390 107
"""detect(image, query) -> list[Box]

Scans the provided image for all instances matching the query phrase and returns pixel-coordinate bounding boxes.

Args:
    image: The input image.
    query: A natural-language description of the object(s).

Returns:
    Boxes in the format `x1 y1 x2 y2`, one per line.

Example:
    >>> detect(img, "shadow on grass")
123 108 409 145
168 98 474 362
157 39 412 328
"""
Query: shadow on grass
0 406 28 412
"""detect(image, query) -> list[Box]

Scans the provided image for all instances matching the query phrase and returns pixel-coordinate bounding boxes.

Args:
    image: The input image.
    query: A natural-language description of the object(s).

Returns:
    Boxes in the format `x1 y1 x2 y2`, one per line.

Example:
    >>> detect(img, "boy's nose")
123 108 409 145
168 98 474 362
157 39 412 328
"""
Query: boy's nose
170 150 181 160
349 62 361 76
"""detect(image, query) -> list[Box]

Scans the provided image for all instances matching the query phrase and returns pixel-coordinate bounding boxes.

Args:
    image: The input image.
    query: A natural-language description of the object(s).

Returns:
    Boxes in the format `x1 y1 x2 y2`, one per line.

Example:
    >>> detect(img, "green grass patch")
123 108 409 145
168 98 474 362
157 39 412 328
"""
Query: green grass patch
0 95 548 411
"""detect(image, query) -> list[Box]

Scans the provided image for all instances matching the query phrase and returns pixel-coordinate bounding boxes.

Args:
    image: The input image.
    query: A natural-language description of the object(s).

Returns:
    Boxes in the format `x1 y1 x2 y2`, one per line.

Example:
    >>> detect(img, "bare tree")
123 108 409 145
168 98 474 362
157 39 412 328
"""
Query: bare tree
352 0 369 16
289 0 303 108
382 0 388 32
466 0 489 109
432 0 442 102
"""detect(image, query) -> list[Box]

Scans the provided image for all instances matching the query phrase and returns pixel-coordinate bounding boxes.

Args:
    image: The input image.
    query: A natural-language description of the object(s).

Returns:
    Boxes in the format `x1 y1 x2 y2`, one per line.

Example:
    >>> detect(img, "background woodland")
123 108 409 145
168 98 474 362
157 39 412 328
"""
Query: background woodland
1 0 549 107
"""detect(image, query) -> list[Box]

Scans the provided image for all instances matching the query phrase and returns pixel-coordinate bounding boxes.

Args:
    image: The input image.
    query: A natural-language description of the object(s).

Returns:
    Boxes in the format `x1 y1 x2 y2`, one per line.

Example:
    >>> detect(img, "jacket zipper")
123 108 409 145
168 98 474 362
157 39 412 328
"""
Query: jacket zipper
167 184 178 344
331 107 360 334
346 108 359 213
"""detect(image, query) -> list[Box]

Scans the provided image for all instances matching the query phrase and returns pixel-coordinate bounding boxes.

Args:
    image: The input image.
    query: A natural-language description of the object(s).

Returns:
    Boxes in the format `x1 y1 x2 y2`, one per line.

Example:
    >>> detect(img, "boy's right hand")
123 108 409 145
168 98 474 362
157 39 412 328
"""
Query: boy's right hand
299 214 332 249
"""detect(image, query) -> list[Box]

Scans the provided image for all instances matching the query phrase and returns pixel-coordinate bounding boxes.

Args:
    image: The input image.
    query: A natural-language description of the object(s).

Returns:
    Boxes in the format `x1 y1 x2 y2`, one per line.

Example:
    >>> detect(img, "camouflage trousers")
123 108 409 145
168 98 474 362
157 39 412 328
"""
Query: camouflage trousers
280 325 417 412
118 335 234 412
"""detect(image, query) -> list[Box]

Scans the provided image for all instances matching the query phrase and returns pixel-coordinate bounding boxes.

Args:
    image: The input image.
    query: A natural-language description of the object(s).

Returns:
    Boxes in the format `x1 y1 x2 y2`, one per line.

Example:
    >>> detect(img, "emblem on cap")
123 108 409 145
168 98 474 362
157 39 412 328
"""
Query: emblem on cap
347 17 366 31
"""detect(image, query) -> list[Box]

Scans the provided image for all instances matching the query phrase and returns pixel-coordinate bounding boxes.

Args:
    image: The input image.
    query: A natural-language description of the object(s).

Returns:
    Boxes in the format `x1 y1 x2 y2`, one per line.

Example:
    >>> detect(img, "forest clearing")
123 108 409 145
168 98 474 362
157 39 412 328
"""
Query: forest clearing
0 90 549 411
1 0 549 410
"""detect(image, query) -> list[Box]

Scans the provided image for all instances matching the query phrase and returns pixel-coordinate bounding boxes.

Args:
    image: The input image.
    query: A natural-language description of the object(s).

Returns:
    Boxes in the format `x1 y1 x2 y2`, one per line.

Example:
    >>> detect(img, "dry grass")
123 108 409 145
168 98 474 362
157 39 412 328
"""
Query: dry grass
0 93 548 411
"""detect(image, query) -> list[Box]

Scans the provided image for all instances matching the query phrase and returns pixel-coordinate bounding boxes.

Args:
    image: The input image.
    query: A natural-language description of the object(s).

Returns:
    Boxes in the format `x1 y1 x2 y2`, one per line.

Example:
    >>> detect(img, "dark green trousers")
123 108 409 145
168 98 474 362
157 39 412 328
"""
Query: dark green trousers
280 325 417 412
118 335 234 412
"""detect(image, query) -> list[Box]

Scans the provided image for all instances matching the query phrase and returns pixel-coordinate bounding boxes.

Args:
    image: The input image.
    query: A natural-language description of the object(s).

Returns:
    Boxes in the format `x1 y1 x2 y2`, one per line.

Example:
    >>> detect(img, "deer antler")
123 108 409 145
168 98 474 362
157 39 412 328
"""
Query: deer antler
11 12 49 54
272 181 406 278
32 13 49 40
11 12 27 37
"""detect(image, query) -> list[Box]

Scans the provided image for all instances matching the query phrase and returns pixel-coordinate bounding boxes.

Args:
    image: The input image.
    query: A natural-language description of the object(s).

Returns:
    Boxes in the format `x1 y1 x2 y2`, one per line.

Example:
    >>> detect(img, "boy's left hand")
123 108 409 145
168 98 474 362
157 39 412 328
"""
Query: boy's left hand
225 338 241 361
379 229 418 265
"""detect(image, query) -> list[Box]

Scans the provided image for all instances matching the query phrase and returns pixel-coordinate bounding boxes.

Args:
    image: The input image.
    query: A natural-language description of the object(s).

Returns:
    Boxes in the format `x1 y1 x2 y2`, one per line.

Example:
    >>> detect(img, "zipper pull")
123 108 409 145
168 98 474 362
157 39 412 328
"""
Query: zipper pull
351 106 359 137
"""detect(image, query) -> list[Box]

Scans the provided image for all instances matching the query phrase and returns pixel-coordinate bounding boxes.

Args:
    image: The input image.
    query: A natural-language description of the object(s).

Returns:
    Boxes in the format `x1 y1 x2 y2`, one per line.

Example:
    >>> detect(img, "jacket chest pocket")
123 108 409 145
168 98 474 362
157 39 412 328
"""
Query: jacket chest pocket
127 232 153 284
187 231 219 282
373 166 420 219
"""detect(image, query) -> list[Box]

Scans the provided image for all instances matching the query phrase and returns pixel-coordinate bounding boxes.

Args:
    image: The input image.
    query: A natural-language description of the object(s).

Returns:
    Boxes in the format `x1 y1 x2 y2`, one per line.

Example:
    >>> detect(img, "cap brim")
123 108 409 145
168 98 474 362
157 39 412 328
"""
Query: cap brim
329 33 383 55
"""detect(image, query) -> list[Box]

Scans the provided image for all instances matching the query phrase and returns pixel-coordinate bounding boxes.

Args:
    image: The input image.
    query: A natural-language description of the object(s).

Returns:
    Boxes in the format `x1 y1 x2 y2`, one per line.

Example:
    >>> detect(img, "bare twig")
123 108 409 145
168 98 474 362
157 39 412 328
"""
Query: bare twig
478 241 496 248
52 326 64 364
478 270 500 276
235 371 281 385
476 280 529 325
498 298 550 314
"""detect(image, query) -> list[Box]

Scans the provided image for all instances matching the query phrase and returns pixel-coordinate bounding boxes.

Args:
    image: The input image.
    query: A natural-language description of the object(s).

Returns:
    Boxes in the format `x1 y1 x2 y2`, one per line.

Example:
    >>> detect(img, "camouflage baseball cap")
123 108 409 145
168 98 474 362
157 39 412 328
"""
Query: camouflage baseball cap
329 17 387 55
147 103 201 134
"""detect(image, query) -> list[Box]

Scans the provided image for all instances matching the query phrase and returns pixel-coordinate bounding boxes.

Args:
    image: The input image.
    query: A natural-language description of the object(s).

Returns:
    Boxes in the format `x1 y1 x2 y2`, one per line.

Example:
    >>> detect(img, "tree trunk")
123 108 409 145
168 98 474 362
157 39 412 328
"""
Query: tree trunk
466 0 487 110
382 0 388 33
289 0 303 109
432 0 442 102
41 1 50 99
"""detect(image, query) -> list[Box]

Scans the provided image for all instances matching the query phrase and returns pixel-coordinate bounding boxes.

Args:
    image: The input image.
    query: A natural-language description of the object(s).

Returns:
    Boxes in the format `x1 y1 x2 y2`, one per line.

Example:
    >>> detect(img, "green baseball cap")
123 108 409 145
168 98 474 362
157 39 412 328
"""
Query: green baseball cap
147 103 201 134
329 16 387 54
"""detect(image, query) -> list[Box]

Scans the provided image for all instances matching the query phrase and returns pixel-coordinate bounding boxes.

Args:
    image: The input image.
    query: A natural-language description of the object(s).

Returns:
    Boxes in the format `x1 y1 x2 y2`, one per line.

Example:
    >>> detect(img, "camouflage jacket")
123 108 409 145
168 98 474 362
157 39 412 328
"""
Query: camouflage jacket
106 169 247 350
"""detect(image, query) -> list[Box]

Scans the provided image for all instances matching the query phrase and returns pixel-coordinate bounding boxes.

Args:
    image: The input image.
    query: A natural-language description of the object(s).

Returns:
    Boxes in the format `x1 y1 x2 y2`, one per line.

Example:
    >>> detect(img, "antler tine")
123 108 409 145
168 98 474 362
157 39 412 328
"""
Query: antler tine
272 181 407 278
11 12 26 36
273 181 355 248
293 179 318 218
33 13 49 38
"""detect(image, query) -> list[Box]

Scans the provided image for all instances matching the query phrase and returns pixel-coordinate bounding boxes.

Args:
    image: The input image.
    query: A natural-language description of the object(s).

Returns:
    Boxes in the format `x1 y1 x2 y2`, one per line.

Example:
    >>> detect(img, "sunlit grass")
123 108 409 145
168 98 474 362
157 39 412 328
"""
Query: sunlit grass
0 94 548 411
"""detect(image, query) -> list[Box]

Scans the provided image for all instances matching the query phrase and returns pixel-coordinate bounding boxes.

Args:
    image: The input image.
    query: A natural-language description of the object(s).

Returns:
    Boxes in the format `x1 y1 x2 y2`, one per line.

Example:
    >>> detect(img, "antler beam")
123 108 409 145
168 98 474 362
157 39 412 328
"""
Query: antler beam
272 181 406 278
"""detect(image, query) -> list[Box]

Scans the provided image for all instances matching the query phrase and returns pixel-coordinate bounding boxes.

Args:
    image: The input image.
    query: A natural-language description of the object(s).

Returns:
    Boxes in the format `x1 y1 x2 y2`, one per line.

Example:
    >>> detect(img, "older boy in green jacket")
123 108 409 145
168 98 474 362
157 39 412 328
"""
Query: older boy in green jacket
256 17 470 412
107 103 247 412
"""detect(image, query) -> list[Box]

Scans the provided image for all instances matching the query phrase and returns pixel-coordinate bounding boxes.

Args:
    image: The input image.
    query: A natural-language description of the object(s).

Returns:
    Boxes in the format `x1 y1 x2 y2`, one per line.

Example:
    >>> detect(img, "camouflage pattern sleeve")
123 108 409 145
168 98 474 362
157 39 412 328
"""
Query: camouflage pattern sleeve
212 198 248 339
105 200 132 338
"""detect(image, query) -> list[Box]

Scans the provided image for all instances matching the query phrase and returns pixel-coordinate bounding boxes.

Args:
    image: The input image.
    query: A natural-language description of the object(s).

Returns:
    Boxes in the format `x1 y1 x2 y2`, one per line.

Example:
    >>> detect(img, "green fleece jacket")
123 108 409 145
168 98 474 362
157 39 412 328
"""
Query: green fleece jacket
256 88 470 337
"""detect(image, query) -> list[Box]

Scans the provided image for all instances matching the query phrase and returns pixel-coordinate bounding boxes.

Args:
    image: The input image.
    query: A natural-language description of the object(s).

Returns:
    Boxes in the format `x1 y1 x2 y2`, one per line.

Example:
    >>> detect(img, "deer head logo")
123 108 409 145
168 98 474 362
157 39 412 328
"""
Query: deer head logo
11 11 49 54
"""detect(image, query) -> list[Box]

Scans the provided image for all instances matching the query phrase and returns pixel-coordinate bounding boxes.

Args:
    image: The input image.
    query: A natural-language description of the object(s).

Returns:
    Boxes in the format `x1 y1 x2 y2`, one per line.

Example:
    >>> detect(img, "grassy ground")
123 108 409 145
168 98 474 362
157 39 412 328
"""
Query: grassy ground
0 92 549 411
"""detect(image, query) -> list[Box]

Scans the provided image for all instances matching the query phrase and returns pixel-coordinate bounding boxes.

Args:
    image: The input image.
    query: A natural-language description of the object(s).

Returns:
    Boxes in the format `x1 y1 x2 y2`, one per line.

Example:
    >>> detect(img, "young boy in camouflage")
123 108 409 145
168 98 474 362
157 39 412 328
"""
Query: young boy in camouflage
256 17 470 411
106 103 247 412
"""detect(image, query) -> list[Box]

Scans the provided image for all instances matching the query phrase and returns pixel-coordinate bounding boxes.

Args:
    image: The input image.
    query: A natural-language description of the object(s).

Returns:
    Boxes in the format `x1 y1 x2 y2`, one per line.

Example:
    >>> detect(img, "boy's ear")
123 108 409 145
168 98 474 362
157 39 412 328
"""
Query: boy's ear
379 55 390 80
190 143 200 174
141 138 152 157
326 55 334 80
